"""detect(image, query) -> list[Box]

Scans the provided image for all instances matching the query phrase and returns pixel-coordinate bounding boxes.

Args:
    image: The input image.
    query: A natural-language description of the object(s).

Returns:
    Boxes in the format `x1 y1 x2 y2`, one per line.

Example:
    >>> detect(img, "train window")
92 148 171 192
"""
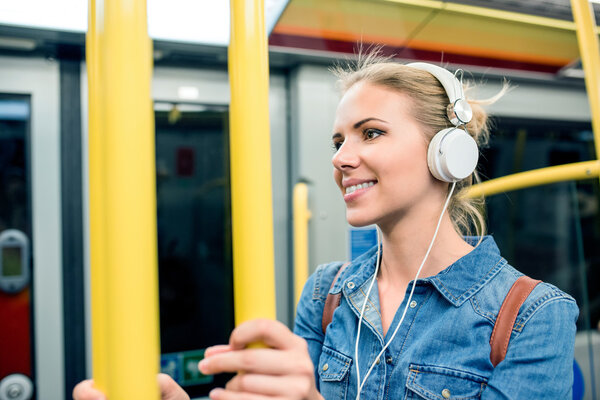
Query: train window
480 116 599 394
154 102 234 398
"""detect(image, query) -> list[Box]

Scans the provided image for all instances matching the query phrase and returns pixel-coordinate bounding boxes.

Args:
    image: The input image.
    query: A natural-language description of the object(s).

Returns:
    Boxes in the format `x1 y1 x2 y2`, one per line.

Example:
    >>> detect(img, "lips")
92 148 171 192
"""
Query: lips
342 179 377 201
345 181 375 194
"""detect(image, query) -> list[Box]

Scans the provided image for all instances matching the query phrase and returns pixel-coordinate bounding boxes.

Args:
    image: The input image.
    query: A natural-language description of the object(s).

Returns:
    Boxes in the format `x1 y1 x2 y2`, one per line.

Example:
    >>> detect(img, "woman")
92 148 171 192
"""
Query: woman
75 57 578 400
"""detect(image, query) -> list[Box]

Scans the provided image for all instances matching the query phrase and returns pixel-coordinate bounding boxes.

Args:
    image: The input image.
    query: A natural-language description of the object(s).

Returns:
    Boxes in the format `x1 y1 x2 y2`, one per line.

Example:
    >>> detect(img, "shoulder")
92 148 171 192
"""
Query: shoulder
304 261 348 302
293 261 347 340
471 262 578 330
295 260 348 326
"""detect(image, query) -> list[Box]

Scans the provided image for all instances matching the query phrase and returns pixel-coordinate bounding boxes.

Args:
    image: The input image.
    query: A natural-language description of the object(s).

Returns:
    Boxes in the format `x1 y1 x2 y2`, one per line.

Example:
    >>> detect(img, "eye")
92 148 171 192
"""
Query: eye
364 128 384 140
332 140 343 152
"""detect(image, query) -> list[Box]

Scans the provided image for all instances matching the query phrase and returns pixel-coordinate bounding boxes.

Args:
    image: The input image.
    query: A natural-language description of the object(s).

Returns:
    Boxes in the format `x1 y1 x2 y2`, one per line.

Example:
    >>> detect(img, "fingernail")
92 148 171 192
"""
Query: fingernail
198 359 209 373
209 388 223 399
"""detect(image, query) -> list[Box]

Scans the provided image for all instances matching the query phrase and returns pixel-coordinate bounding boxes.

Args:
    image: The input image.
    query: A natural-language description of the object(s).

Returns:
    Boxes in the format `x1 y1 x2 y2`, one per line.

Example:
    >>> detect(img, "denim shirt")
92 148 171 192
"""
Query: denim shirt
294 236 578 399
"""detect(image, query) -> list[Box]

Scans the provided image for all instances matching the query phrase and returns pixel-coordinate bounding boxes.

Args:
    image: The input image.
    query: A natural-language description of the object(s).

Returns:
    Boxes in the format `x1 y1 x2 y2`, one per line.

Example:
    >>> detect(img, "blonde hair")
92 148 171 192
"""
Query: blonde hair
332 52 505 238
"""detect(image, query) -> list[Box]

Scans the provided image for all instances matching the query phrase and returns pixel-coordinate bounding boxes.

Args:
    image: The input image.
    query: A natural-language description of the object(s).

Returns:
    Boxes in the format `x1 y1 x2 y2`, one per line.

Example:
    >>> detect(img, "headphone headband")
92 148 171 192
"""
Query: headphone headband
406 62 473 126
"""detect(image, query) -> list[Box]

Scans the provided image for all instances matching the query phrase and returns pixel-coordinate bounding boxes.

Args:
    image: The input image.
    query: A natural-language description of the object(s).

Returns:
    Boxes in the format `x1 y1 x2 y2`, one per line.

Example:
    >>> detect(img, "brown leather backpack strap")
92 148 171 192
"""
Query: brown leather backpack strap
490 275 541 367
322 262 351 334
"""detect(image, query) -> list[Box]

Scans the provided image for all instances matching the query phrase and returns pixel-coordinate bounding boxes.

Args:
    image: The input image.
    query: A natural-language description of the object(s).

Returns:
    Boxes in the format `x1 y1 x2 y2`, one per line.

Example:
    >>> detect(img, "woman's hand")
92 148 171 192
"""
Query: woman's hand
199 319 322 400
72 373 190 400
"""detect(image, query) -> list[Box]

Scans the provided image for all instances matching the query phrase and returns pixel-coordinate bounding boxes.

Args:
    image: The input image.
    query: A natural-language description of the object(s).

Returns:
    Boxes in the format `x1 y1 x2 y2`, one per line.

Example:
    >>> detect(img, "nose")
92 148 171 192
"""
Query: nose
332 140 360 171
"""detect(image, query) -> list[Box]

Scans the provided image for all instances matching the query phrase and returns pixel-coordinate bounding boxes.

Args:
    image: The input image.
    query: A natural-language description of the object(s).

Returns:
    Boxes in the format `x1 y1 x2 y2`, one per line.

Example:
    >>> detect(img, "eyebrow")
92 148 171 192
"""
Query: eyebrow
353 117 388 129
332 117 389 140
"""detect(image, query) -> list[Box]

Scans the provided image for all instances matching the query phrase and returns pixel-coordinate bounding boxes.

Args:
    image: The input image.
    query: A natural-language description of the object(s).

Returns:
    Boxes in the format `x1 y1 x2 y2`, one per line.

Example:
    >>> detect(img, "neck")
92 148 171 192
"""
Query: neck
377 198 473 285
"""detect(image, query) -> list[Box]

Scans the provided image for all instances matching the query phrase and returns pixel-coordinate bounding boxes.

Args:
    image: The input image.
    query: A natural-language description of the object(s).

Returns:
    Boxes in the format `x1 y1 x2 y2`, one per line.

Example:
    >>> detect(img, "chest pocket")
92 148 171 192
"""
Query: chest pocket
405 364 487 400
318 346 352 400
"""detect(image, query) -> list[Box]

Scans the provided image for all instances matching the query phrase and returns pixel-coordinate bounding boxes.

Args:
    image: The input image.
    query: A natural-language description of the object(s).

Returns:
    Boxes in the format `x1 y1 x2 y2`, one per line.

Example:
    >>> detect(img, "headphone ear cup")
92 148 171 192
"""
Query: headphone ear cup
427 128 479 182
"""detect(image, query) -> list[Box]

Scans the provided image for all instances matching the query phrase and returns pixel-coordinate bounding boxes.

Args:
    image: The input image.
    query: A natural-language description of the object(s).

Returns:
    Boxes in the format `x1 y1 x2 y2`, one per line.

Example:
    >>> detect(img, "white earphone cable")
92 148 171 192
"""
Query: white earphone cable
354 182 457 400
353 226 381 395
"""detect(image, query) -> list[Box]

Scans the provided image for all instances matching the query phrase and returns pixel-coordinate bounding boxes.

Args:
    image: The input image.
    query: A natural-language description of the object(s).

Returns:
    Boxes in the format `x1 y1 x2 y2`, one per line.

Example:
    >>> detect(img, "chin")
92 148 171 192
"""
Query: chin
346 210 377 228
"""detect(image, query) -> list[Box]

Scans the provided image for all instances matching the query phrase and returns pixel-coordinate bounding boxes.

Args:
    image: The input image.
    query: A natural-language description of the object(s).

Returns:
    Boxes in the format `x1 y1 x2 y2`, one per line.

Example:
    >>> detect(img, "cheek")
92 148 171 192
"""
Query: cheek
379 147 430 185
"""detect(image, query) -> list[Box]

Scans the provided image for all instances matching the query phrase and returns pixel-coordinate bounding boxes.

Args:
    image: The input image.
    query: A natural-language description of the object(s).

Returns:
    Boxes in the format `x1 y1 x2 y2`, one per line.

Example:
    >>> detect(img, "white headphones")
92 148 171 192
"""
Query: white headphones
407 62 479 183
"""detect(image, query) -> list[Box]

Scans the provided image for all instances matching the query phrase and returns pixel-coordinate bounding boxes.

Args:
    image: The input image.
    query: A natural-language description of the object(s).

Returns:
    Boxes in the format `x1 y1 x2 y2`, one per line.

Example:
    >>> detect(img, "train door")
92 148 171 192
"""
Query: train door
154 66 290 398
0 56 63 400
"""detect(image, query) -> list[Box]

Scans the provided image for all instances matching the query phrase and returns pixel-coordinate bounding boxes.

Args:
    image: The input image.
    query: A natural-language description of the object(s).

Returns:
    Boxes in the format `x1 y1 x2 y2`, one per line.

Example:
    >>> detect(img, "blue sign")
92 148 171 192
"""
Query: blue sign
161 349 213 386
349 226 378 260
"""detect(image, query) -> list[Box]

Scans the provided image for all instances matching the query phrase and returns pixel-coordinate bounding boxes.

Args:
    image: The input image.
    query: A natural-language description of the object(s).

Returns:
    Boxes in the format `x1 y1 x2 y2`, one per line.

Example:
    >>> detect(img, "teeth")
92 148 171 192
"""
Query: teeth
345 181 375 194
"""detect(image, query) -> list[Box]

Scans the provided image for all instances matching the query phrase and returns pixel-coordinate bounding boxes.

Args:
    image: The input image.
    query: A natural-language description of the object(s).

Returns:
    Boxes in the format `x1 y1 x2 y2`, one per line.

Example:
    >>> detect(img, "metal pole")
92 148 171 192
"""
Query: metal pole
228 0 277 325
467 160 600 198
88 0 160 397
86 0 108 392
293 183 311 307
571 0 600 164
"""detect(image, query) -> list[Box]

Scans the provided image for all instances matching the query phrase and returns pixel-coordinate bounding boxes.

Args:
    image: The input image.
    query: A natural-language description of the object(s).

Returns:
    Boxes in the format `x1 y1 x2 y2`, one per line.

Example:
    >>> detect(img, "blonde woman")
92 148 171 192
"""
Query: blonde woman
75 57 578 400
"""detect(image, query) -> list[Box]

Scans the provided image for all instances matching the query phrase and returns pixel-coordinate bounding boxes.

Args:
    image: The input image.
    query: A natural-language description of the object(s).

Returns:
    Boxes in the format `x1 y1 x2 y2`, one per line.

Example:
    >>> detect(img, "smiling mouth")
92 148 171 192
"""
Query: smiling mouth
345 181 376 195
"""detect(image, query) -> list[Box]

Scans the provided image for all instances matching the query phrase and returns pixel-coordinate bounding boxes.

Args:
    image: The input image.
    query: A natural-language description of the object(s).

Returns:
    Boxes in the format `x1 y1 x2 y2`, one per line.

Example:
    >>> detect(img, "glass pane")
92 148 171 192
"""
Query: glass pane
155 103 234 398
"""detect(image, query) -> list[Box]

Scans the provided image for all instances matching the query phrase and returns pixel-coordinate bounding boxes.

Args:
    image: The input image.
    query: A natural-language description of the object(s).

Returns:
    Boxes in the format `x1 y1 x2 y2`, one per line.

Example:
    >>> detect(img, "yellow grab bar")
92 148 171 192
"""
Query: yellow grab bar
293 183 311 307
86 0 108 392
466 161 600 198
228 0 277 325
468 2 600 200
571 0 600 165
88 0 160 397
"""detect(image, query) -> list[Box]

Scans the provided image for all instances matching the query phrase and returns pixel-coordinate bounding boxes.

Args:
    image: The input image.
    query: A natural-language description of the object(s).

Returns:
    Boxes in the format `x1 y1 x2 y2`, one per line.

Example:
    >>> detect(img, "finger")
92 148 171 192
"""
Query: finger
209 387 285 400
199 348 304 376
225 374 311 398
204 344 233 358
229 319 303 351
157 374 190 400
72 379 106 400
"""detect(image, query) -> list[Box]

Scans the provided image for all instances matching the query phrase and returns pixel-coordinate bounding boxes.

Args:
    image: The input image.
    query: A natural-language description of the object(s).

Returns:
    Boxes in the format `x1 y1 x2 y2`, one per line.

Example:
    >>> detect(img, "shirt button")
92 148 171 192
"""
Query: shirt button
409 300 417 308
442 388 451 398
347 282 355 289
385 357 393 364
322 363 329 371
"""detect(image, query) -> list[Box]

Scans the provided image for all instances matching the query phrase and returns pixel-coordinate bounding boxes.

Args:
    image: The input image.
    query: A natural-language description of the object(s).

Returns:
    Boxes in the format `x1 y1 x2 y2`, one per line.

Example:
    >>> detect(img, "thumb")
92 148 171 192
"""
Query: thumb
157 374 190 400
72 379 106 400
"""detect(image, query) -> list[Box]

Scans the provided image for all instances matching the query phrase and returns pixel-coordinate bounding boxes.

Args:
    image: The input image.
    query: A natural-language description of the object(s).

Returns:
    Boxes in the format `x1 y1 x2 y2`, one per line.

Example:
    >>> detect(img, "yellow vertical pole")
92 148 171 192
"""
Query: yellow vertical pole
293 183 311 307
571 0 600 163
86 0 108 393
228 0 277 325
89 0 160 397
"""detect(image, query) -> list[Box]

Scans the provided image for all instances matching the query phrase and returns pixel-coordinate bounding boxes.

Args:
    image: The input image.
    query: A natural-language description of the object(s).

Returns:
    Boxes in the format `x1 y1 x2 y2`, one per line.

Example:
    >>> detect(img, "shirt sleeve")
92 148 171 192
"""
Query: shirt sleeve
293 266 328 389
482 295 579 398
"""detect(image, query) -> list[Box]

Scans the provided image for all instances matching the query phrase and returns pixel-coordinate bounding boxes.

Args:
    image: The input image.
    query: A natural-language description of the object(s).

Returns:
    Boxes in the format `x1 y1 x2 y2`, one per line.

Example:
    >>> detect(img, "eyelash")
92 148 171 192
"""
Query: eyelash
332 128 385 152
364 128 384 140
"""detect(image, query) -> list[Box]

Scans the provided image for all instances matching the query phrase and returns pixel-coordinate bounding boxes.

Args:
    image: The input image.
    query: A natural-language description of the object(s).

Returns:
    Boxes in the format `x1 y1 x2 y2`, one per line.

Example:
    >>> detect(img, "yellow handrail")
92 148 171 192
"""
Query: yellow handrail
229 0 277 325
293 183 311 307
571 0 600 164
86 0 108 393
88 0 160 397
466 161 600 198
468 1 600 199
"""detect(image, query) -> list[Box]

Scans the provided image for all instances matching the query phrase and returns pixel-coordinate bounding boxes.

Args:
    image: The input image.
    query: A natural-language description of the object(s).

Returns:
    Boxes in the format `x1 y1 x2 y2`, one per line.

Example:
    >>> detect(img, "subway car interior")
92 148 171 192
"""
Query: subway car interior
0 0 600 399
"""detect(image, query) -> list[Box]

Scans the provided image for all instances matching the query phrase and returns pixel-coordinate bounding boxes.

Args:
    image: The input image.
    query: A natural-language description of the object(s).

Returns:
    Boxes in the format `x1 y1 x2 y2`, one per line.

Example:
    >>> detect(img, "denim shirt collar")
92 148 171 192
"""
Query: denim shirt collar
329 236 506 308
